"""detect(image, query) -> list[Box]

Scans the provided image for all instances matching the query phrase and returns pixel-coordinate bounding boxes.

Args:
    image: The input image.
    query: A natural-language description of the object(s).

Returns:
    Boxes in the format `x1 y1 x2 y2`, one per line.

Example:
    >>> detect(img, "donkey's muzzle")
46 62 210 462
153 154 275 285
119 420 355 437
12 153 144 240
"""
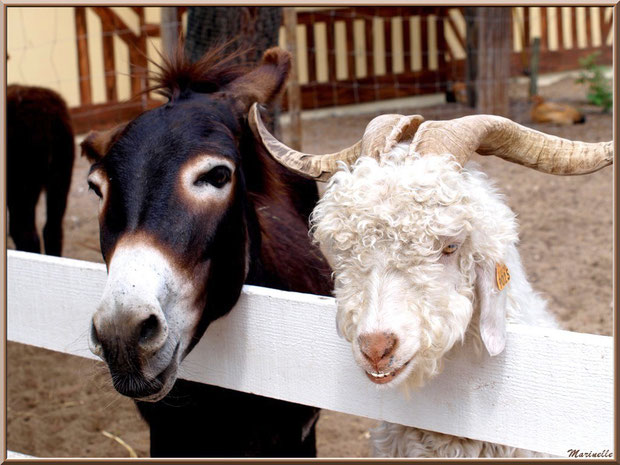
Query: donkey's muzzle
89 305 169 367
110 372 164 399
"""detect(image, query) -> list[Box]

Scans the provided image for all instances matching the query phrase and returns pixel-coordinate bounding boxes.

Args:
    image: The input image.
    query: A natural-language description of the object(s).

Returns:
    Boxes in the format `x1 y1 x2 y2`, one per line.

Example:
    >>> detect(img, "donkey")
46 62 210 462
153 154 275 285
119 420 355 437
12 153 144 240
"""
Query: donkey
81 46 332 457
7 85 75 256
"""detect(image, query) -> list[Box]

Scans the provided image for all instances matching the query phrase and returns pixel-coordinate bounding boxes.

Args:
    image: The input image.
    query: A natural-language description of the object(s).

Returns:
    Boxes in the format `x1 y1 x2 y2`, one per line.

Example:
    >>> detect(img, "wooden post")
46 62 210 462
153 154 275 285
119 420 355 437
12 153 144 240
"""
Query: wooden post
90 7 149 104
345 11 356 81
74 7 92 106
384 17 392 75
571 8 578 49
132 7 148 105
600 7 612 46
539 7 548 51
161 7 179 58
529 37 540 97
475 7 511 116
283 8 302 151
464 7 477 108
557 7 565 50
101 21 117 102
420 15 429 71
402 13 412 72
435 9 448 74
364 16 375 77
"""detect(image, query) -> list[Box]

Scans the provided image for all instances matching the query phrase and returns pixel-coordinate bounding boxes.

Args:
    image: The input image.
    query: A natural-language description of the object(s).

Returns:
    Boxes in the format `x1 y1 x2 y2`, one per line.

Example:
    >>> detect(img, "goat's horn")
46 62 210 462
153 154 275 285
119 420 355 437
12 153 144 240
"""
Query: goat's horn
249 103 362 181
361 113 425 160
410 115 613 175
250 103 425 181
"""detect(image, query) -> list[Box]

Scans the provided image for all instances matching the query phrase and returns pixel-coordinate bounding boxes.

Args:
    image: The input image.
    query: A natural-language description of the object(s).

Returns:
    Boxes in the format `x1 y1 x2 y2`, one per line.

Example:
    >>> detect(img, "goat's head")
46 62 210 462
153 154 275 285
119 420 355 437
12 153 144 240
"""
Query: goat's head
252 108 613 388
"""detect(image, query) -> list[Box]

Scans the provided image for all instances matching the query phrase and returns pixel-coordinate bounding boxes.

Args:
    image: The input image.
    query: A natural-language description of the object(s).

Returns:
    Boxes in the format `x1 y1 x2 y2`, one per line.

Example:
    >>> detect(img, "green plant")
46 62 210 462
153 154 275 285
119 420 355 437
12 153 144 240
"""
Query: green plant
576 51 613 113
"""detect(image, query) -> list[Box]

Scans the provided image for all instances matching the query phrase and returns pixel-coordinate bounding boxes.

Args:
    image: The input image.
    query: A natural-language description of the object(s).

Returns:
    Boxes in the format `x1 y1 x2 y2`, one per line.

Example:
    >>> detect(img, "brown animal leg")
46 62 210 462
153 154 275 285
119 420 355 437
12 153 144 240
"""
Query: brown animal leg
43 134 74 256
8 192 41 254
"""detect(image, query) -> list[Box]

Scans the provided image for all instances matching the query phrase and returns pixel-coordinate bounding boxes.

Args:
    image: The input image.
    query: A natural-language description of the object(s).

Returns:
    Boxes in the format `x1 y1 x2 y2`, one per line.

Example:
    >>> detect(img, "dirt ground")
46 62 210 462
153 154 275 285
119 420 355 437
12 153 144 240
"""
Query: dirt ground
6 77 613 458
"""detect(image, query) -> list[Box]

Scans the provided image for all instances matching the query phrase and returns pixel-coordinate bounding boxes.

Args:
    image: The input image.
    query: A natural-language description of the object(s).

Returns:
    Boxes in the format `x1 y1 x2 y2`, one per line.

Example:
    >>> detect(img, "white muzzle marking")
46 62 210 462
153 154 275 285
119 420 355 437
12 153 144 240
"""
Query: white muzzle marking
91 241 201 381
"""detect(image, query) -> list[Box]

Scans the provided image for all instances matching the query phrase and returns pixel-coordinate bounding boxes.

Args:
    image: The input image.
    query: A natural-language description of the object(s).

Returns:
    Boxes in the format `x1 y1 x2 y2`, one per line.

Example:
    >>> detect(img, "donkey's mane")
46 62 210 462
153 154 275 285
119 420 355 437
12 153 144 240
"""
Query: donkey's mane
150 42 250 101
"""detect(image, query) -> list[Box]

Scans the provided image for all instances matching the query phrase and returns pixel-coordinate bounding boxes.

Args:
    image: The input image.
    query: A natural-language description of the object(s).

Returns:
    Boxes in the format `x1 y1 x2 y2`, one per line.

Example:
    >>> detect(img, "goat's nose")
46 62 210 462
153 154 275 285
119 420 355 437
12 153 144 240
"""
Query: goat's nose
90 307 168 359
358 332 398 368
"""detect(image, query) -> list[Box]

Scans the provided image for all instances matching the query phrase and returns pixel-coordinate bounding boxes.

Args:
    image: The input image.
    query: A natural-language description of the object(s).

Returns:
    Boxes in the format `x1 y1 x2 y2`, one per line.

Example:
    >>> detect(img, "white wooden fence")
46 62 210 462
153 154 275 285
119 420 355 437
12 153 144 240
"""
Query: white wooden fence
6 250 614 458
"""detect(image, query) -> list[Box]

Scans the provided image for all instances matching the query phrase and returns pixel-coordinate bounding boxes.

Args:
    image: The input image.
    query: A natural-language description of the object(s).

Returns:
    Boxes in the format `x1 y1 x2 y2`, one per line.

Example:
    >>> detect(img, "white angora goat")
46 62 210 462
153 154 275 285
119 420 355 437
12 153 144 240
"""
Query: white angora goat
249 105 613 458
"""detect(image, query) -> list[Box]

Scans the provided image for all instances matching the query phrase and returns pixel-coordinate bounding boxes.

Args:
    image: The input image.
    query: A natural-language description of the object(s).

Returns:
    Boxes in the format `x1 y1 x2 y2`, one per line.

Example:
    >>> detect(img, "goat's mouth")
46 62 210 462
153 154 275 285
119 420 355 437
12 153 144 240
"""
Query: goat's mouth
364 359 411 385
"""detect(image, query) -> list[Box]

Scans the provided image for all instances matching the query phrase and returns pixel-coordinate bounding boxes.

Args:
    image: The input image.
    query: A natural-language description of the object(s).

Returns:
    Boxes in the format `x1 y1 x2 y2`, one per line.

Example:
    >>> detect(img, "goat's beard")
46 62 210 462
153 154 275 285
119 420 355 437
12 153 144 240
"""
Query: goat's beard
399 290 475 391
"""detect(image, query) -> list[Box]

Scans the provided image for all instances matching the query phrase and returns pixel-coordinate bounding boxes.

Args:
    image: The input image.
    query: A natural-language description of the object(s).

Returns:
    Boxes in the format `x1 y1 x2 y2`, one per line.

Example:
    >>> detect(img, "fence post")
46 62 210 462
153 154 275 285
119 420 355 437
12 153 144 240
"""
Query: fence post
74 7 92 106
464 7 478 108
161 7 179 58
529 37 540 97
475 7 511 116
283 7 302 151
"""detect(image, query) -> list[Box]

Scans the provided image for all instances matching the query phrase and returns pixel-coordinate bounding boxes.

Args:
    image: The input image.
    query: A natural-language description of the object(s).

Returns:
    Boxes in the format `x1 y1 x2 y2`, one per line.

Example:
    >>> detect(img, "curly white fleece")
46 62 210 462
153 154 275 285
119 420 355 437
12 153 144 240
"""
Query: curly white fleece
310 146 557 457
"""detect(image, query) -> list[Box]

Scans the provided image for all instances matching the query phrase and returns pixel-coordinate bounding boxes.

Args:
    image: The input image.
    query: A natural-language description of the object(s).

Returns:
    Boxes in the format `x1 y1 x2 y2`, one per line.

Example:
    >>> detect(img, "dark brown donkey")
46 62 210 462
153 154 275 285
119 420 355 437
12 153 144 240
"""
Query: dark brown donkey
82 46 332 457
7 85 75 256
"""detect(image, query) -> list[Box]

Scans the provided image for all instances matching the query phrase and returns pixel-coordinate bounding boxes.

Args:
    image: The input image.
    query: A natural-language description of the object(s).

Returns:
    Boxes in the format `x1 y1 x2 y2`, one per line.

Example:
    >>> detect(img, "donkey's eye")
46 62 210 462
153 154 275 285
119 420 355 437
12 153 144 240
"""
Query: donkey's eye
88 181 103 199
194 166 232 188
442 244 458 255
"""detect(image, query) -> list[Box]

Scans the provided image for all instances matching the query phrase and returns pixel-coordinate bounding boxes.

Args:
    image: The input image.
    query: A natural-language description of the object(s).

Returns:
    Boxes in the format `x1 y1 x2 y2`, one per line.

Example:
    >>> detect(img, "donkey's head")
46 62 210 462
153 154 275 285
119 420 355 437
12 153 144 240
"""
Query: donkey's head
83 47 291 401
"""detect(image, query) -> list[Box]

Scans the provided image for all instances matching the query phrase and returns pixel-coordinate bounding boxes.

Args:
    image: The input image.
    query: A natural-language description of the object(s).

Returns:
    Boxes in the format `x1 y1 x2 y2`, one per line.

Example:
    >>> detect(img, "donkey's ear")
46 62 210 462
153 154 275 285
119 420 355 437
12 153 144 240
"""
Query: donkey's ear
476 261 508 356
80 123 128 163
226 47 291 110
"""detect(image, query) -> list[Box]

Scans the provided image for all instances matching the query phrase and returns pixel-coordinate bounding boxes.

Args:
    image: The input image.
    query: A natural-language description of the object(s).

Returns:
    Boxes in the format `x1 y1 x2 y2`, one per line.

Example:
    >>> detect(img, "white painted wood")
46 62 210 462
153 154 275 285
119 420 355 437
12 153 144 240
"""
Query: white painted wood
6 450 36 459
7 250 614 457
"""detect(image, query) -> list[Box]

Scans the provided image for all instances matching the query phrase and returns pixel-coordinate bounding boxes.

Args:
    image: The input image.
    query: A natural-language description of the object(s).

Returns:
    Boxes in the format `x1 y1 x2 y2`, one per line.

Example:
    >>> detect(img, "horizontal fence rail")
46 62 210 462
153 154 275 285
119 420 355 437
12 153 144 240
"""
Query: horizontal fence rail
6 250 614 457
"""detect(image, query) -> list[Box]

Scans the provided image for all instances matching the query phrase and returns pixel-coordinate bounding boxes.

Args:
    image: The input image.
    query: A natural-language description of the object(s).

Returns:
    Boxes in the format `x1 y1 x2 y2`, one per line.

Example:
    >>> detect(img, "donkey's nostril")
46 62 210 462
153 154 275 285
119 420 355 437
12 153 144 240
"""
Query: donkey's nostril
137 312 168 353
89 319 104 357
90 306 167 359
91 323 100 344
139 314 160 343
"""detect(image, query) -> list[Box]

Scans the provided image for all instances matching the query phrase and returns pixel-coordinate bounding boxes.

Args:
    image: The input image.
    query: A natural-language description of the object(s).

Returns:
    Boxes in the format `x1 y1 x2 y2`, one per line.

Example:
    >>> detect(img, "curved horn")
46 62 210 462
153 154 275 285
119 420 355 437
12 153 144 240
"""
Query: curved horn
249 103 424 181
361 113 425 160
249 103 362 181
409 115 613 175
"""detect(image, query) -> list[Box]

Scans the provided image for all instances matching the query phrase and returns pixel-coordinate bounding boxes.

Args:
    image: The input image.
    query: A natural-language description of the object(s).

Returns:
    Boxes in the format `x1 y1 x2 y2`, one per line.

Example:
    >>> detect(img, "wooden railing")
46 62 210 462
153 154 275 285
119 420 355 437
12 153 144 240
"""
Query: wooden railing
514 6 614 74
69 7 613 132
70 7 185 133
291 7 450 109
290 6 614 108
441 6 614 78
6 250 614 458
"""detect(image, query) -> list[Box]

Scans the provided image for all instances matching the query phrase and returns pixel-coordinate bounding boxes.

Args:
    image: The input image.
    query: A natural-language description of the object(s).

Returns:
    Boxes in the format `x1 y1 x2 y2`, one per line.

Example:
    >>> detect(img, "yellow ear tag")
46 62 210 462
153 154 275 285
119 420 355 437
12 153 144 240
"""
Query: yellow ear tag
496 263 510 291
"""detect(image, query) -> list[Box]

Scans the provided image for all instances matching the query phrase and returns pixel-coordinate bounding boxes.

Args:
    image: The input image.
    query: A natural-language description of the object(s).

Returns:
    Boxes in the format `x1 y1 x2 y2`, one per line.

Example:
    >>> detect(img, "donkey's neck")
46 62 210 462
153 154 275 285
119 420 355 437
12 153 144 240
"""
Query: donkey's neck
246 194 332 297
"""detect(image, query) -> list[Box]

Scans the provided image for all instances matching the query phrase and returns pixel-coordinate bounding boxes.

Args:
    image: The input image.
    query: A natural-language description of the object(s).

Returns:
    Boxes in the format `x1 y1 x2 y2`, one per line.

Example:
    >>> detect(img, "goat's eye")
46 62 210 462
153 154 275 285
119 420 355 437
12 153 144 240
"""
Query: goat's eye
88 181 103 199
442 244 458 255
194 166 232 188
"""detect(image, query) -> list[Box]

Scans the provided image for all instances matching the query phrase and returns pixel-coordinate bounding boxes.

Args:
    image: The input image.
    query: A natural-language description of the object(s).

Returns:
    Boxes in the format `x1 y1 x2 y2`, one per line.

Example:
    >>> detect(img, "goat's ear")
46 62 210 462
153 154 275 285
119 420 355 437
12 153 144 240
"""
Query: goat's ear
80 123 128 163
475 262 508 356
226 47 291 110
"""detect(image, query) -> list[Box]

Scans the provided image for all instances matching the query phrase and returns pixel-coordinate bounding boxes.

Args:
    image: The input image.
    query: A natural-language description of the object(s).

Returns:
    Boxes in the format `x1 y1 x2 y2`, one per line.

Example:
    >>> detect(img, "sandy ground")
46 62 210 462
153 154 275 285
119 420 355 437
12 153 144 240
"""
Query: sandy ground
6 77 613 458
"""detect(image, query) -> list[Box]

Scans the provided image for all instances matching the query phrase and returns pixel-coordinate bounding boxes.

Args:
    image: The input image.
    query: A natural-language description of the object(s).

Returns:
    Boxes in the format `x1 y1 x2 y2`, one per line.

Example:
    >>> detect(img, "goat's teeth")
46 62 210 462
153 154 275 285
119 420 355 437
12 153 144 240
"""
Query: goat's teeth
370 371 392 378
